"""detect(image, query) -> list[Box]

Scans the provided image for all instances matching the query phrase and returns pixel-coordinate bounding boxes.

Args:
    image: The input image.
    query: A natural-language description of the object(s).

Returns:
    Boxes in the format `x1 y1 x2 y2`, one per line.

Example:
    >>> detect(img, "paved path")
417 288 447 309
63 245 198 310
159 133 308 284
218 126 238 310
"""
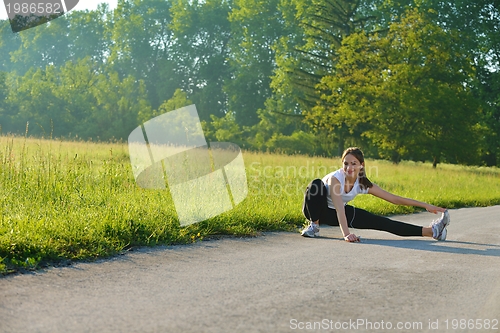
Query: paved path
1 206 500 333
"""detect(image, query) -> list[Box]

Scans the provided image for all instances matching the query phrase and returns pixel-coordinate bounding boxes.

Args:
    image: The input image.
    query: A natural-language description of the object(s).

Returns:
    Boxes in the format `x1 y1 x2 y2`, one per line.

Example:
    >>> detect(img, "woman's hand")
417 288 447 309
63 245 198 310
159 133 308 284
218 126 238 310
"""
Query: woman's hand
425 204 447 214
344 233 361 242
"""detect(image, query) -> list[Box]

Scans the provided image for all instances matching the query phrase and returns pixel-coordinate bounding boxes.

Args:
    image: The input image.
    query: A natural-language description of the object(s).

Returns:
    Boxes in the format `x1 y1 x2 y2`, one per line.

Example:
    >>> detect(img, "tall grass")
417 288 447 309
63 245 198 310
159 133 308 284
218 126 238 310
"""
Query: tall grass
1 136 499 273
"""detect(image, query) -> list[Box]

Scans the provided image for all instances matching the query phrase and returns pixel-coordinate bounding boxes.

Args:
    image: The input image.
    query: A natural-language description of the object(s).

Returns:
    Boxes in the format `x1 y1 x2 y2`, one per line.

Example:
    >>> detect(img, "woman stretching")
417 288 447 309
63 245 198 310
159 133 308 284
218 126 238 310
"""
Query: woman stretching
301 147 450 242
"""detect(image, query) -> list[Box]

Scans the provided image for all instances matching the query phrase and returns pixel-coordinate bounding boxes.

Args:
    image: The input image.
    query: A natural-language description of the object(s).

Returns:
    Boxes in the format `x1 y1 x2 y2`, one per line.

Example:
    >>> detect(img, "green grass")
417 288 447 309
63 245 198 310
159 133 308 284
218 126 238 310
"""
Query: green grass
1 136 500 274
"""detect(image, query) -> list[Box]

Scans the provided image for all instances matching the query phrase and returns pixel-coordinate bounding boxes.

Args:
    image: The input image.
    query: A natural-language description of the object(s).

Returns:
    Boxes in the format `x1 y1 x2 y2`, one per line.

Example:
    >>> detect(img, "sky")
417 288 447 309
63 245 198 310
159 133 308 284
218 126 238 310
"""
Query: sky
1 0 118 20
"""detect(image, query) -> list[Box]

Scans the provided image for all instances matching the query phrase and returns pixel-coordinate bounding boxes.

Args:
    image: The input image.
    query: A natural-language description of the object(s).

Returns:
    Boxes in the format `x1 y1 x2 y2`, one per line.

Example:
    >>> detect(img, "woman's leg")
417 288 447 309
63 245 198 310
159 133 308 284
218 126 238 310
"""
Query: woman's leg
347 206 423 237
302 179 329 224
302 179 340 237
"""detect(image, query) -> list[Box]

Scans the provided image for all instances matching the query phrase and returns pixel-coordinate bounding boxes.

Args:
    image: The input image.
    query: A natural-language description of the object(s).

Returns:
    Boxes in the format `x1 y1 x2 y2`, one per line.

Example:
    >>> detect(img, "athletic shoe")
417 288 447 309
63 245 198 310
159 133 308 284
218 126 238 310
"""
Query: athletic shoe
301 222 319 238
431 210 450 241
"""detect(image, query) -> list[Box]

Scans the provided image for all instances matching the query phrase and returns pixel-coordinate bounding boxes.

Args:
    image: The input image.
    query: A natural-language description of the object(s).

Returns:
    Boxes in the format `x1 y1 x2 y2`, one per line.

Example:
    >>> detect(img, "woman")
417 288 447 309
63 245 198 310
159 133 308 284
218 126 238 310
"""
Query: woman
301 147 450 242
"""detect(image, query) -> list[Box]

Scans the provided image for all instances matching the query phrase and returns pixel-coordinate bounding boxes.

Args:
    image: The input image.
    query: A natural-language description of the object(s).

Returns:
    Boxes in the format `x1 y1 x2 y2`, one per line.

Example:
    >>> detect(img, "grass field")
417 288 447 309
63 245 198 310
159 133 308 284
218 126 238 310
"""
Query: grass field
1 136 500 274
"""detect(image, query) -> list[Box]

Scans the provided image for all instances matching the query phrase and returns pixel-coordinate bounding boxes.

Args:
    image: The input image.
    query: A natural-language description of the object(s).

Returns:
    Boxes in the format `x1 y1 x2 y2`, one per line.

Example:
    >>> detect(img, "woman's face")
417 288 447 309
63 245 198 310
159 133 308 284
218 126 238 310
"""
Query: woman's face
343 153 363 179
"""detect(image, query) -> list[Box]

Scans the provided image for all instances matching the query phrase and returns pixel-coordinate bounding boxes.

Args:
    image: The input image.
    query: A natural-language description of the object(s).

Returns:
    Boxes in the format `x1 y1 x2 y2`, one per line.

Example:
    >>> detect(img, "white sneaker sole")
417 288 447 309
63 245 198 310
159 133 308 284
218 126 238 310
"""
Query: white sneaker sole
301 230 319 238
437 227 447 241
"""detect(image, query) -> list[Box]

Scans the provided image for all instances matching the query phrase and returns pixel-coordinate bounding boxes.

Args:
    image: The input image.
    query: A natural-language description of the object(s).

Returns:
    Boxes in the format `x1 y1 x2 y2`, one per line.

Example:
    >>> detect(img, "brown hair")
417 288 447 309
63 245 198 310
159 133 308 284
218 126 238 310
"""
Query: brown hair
341 147 373 189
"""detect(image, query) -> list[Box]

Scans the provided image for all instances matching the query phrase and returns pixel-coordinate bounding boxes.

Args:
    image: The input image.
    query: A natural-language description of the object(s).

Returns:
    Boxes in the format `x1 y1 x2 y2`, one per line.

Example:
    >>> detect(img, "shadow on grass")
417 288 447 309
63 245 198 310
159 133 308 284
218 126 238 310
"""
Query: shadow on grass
358 238 500 257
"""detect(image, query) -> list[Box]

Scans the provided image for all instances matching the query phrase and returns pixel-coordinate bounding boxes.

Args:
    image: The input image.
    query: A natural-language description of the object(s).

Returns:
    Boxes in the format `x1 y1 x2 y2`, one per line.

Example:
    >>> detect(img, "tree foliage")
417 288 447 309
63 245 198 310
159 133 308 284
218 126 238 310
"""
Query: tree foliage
2 58 150 140
0 0 498 166
310 8 481 165
169 0 232 122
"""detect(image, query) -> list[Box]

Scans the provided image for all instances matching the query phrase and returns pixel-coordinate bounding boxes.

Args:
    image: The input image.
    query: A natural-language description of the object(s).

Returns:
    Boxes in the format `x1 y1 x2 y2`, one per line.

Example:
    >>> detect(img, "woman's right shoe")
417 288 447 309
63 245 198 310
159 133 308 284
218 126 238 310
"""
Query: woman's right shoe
431 210 450 241
301 222 319 238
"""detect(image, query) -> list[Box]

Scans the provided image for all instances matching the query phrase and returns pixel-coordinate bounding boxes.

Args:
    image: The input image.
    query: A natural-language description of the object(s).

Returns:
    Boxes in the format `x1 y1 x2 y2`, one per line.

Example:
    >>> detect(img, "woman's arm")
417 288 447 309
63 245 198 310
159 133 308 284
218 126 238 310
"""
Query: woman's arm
328 177 360 242
369 184 446 213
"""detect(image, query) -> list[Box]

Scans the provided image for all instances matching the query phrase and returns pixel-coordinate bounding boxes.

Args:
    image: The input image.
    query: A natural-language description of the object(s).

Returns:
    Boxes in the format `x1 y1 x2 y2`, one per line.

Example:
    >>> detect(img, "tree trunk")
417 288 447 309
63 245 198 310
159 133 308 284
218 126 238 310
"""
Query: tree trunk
391 150 401 164
432 156 439 168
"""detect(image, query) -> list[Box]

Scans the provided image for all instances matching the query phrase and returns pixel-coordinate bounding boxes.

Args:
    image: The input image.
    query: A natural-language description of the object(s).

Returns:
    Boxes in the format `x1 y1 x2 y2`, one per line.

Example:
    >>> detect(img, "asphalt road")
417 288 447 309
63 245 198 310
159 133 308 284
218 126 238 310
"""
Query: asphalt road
1 206 500 333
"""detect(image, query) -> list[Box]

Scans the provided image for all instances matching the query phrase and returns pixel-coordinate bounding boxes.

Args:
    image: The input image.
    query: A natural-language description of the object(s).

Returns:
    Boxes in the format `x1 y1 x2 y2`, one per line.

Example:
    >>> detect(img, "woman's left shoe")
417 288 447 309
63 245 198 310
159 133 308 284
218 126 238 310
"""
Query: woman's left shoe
301 222 319 238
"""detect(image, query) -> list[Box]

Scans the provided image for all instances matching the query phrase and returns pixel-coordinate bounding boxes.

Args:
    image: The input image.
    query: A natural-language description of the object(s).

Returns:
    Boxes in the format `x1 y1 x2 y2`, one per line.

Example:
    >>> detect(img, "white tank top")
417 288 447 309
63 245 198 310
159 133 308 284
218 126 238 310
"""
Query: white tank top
322 168 369 209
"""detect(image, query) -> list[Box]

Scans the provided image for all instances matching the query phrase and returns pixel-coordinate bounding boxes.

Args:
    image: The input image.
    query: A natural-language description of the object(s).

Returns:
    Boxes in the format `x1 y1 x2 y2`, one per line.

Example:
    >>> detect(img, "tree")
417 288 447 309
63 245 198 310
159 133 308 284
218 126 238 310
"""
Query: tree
109 0 174 110
3 5 111 76
2 57 151 140
310 8 482 166
169 0 232 122
243 100 306 150
90 70 151 141
63 5 111 64
365 0 500 165
270 0 378 154
469 1 500 166
477 68 500 166
203 112 244 146
225 0 294 127
0 71 8 133
154 88 192 115
5 66 69 137
0 20 22 73
54 57 102 137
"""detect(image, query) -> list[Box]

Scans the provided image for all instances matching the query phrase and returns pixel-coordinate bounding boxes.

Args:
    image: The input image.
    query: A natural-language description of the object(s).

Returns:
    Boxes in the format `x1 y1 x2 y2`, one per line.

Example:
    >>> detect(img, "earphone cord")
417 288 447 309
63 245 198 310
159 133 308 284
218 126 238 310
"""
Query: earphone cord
349 204 356 228
305 196 356 230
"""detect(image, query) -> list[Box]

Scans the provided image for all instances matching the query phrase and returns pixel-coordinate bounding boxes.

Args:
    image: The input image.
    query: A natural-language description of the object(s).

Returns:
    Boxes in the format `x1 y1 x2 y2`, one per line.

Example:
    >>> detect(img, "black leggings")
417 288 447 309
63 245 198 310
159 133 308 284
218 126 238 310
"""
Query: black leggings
302 179 423 237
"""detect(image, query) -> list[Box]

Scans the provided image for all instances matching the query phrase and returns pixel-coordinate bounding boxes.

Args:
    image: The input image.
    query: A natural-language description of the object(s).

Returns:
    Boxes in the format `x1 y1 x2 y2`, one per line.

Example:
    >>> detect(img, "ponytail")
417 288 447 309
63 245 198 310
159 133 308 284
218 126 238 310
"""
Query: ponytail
358 166 373 190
